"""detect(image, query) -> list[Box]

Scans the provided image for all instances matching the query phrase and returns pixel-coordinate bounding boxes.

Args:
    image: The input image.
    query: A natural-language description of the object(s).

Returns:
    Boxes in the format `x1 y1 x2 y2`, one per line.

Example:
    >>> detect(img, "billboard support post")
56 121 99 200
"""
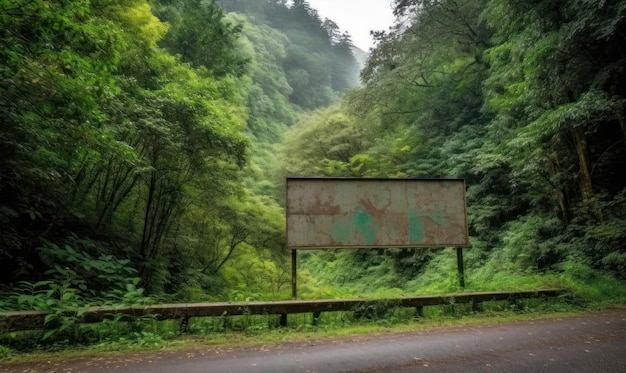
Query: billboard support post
456 247 465 289
291 250 297 299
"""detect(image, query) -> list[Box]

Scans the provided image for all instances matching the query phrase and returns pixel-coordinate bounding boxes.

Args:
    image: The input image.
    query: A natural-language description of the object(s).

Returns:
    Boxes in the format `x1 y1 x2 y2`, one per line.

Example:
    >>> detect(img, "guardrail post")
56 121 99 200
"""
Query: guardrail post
313 311 321 325
180 316 190 333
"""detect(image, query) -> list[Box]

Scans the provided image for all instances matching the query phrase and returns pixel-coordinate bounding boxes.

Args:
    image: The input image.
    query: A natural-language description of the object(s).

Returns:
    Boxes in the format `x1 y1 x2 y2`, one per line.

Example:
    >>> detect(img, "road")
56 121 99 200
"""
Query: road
2 309 625 372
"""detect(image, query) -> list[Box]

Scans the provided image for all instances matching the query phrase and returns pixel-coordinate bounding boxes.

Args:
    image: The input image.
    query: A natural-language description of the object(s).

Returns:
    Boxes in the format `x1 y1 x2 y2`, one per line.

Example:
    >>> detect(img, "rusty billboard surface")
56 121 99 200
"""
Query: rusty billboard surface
286 178 469 249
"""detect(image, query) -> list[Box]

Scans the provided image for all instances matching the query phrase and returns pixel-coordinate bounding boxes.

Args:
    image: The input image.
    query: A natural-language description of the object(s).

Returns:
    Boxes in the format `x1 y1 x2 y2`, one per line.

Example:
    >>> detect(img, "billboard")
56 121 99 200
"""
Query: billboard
286 178 469 249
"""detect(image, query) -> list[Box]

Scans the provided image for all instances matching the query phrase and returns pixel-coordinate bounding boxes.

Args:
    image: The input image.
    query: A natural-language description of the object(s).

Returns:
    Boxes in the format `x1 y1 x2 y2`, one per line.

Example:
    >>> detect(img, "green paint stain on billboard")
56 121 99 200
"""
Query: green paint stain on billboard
408 205 448 243
331 202 450 246
331 205 377 245
408 211 425 243
353 206 376 245
432 204 447 226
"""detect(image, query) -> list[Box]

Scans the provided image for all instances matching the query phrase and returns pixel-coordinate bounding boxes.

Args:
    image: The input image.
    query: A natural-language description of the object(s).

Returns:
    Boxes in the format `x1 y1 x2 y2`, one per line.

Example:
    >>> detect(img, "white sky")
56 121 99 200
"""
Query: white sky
306 0 396 51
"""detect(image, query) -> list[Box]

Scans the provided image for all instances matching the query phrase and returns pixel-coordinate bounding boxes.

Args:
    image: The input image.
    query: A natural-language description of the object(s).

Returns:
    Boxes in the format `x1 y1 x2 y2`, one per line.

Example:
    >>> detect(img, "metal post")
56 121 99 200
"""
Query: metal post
291 249 297 299
456 247 465 289
313 311 321 325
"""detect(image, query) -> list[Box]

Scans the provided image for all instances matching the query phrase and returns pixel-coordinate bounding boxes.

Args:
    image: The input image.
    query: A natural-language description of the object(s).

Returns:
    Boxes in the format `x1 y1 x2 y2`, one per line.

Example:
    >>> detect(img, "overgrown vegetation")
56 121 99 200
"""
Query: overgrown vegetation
0 0 358 302
280 0 626 303
1 0 626 358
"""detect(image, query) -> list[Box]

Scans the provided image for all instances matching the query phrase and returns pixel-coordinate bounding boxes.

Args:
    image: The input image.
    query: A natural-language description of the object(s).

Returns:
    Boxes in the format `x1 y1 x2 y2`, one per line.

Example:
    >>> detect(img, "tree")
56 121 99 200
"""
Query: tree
0 0 141 282
0 0 256 295
479 0 626 272
280 105 370 177
153 0 251 77
483 0 626 214
356 0 490 178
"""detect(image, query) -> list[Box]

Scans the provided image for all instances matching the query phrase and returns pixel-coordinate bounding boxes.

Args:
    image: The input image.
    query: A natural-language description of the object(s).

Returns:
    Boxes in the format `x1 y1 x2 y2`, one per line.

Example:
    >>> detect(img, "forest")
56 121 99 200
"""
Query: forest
1 0 626 344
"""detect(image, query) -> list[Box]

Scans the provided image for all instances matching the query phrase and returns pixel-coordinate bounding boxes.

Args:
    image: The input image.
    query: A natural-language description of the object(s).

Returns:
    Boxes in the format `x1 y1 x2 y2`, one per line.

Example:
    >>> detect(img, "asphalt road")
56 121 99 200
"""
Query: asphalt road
2 309 625 372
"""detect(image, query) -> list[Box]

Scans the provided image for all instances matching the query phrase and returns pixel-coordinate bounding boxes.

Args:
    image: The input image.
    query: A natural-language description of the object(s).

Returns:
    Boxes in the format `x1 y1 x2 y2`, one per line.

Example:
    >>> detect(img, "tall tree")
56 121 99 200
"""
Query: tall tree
0 0 139 282
153 0 251 77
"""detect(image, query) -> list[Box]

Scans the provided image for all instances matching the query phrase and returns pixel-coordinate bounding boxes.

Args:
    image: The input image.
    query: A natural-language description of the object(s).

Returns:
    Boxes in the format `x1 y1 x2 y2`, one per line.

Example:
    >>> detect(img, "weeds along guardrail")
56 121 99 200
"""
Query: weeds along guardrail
0 289 565 333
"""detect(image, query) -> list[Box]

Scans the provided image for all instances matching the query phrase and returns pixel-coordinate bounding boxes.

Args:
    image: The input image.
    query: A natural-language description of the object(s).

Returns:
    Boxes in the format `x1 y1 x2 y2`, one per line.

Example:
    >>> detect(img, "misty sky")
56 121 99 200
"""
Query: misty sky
306 0 395 51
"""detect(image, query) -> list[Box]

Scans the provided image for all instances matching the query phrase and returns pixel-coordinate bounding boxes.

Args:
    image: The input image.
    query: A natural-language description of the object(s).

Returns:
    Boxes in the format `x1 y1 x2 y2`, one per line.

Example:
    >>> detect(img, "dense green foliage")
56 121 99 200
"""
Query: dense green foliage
1 0 625 353
1 0 248 296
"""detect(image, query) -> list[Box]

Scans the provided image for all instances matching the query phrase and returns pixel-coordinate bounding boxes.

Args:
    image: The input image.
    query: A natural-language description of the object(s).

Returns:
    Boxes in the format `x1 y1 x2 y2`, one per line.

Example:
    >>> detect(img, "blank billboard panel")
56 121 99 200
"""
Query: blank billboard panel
286 178 469 249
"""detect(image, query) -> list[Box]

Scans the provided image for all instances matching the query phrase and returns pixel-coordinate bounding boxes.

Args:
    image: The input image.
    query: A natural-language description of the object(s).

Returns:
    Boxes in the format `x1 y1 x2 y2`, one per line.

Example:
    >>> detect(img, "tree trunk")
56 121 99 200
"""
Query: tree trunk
548 158 568 223
571 126 593 201
616 110 626 147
